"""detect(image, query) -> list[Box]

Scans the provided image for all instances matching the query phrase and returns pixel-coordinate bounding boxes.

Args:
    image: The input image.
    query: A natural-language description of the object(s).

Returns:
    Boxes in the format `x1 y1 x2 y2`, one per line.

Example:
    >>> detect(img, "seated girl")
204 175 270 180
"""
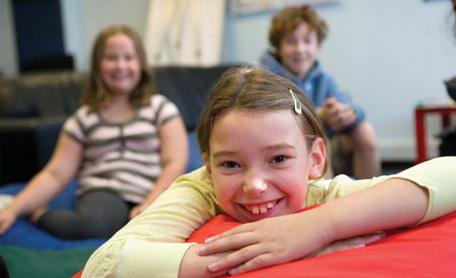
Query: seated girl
82 67 456 277
0 25 188 240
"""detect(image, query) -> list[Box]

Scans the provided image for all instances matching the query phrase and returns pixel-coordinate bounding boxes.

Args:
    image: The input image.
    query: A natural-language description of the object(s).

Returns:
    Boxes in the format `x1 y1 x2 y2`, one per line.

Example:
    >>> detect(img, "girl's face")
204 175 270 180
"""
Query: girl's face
278 22 320 79
100 33 141 96
206 109 325 222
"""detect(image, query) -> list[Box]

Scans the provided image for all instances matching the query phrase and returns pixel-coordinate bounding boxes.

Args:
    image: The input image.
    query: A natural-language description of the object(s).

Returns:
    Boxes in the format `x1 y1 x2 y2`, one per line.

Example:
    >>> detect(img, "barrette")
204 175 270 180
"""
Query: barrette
289 88 302 115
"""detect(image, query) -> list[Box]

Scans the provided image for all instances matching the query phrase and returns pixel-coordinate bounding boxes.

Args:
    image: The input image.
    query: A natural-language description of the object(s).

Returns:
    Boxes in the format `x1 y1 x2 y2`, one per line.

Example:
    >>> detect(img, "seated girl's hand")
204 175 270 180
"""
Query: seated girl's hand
0 208 18 234
129 202 151 219
198 212 333 276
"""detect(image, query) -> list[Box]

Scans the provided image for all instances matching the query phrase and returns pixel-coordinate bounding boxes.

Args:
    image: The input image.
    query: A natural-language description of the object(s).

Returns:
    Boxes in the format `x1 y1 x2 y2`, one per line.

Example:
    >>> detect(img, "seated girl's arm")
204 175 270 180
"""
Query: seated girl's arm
199 157 456 275
0 133 83 234
129 116 189 218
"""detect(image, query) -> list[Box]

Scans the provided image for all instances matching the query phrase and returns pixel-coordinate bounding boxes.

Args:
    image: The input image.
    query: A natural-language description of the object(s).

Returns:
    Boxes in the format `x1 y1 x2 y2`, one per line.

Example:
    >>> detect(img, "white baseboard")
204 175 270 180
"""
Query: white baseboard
378 138 440 162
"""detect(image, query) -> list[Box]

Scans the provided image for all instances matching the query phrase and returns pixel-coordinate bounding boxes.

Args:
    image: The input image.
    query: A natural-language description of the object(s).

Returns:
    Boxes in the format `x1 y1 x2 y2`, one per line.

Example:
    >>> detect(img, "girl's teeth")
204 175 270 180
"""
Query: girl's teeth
245 200 277 214
260 205 268 213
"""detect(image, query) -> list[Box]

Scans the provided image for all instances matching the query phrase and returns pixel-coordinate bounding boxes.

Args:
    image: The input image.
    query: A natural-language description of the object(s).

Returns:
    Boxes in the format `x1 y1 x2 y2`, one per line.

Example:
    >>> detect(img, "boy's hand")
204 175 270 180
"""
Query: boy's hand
320 98 356 132
198 212 331 276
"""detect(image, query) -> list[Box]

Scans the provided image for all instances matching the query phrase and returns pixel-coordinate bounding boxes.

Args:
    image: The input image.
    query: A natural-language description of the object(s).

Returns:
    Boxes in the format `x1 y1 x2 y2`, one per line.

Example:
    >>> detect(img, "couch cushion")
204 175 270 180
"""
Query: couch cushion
0 71 85 118
154 65 237 131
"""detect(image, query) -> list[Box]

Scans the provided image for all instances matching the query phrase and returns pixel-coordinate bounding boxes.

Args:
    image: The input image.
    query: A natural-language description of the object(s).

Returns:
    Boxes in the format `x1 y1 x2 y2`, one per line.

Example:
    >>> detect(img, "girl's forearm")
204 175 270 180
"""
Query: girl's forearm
320 178 428 242
7 169 65 216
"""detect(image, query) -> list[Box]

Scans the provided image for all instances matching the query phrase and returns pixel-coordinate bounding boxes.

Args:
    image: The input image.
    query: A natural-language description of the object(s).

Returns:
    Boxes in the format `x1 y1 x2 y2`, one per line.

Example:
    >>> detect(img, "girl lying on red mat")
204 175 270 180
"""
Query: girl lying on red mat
82 68 456 277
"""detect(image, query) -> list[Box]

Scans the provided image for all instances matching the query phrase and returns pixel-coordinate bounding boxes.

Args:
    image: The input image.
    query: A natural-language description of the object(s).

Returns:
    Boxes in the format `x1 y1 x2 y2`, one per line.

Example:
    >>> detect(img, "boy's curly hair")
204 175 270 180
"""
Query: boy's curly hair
268 5 328 49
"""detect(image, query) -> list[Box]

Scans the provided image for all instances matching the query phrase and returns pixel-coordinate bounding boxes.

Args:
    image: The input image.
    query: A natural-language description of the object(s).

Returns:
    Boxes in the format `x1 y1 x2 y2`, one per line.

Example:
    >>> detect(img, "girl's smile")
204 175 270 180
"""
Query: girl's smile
235 198 285 221
206 109 325 222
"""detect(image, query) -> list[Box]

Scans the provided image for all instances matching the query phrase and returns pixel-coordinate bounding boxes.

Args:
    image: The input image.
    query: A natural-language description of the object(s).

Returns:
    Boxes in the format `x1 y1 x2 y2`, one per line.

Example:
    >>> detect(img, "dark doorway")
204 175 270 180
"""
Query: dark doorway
12 0 74 73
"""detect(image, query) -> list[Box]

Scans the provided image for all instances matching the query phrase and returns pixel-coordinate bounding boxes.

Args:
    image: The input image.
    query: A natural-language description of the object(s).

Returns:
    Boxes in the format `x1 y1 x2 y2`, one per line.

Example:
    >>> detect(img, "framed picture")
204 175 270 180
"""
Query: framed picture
227 0 340 16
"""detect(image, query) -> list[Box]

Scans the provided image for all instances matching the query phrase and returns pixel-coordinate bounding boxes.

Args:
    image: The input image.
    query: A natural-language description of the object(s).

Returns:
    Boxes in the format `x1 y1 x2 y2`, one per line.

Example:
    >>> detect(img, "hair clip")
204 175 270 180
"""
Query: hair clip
289 89 302 115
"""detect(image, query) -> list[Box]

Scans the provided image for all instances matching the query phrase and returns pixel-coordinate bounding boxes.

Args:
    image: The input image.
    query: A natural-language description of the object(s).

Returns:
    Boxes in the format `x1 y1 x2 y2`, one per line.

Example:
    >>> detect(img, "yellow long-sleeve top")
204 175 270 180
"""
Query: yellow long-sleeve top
82 157 456 278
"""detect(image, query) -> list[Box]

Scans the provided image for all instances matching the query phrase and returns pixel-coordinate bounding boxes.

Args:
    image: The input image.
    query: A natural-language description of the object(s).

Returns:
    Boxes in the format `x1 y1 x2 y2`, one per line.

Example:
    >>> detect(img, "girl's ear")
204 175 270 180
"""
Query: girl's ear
202 153 211 174
308 137 327 179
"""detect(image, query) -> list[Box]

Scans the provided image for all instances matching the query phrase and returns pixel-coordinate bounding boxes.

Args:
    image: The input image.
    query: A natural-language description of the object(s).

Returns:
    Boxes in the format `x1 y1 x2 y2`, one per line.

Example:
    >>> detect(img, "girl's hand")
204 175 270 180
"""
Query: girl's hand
311 231 385 257
198 212 332 276
0 208 18 234
180 245 230 278
129 202 151 219
198 212 385 276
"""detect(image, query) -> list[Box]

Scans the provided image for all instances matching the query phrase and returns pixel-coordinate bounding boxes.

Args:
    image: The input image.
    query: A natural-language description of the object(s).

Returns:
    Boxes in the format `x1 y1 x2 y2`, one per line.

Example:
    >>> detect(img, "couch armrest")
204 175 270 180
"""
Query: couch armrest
0 116 66 185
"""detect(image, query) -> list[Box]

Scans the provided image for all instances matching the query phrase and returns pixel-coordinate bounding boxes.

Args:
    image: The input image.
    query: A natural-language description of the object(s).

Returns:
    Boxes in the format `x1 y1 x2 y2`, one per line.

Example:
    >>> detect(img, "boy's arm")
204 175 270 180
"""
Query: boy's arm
199 157 456 275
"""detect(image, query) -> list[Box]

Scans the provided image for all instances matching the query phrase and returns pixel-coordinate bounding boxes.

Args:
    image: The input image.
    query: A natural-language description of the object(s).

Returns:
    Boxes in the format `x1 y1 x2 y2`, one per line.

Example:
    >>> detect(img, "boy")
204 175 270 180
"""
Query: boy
260 5 379 179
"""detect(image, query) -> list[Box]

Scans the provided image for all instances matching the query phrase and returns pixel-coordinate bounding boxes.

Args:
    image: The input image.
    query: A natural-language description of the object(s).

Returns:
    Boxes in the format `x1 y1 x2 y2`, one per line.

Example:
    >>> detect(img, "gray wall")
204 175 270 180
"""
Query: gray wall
2 0 456 161
223 0 456 160
0 0 18 77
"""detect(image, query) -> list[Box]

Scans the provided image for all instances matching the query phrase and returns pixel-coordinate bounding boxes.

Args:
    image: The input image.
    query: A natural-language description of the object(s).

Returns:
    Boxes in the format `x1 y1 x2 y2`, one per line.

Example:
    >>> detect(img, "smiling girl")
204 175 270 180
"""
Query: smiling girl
83 67 456 277
0 25 188 239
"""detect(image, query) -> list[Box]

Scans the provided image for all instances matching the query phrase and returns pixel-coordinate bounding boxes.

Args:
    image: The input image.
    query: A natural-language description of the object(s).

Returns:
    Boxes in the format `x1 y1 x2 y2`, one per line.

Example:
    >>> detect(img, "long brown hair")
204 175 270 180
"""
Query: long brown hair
196 67 329 176
81 25 158 110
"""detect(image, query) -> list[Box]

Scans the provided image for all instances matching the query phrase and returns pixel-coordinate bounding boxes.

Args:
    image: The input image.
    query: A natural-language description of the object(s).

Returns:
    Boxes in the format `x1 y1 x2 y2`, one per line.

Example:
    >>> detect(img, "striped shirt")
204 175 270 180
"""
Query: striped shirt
63 94 180 203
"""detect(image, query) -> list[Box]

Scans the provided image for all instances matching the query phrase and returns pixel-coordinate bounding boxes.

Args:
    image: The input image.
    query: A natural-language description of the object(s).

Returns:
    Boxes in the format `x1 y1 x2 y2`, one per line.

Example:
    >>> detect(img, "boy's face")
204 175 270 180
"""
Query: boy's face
277 22 320 79
100 33 141 96
205 109 325 223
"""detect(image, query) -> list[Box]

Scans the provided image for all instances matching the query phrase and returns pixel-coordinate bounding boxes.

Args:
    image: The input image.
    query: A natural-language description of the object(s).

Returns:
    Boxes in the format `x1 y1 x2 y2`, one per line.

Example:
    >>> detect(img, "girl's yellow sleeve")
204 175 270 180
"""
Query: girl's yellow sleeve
82 168 219 278
390 156 456 223
310 157 456 224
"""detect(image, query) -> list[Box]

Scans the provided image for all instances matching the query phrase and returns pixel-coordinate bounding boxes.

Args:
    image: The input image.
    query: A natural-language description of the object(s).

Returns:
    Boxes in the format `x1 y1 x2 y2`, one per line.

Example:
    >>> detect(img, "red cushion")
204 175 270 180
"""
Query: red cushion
188 211 456 277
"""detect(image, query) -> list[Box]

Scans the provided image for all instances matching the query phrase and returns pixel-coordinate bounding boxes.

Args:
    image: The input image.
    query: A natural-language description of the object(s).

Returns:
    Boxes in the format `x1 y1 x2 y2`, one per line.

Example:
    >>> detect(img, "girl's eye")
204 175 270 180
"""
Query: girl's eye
104 54 117 61
271 155 288 164
125 54 136 61
222 161 240 169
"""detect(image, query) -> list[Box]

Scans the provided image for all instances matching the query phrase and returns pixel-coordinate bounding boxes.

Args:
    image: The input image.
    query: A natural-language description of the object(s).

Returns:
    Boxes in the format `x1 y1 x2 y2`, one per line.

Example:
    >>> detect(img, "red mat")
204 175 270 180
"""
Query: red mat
188 211 456 277
74 210 456 277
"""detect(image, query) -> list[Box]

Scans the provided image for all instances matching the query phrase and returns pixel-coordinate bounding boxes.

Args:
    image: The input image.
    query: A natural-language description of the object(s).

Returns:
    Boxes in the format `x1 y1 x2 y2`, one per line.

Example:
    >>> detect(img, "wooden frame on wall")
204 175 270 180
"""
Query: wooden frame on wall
227 0 340 16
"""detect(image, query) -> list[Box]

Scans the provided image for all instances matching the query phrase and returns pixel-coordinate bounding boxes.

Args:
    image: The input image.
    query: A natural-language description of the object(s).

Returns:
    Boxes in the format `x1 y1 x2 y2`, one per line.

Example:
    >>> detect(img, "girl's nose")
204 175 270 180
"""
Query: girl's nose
242 177 268 196
114 58 126 68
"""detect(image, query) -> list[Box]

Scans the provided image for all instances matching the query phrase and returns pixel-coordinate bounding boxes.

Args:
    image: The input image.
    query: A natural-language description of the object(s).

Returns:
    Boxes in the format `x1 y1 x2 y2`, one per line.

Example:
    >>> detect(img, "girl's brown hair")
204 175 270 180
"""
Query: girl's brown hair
196 67 328 176
81 25 158 110
268 5 328 49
